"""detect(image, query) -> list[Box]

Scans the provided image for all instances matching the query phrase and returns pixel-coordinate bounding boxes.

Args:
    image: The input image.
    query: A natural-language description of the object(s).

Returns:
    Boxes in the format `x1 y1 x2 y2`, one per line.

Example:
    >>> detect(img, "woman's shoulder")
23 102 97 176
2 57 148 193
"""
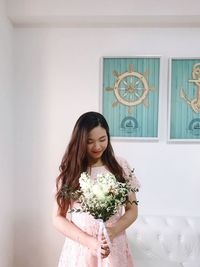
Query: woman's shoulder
115 155 141 189
115 156 131 168
115 155 133 174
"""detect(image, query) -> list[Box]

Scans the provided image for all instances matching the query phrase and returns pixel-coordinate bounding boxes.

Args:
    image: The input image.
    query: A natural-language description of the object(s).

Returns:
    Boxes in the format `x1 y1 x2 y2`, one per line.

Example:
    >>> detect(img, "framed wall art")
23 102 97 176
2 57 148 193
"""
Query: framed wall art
168 57 200 142
101 56 160 140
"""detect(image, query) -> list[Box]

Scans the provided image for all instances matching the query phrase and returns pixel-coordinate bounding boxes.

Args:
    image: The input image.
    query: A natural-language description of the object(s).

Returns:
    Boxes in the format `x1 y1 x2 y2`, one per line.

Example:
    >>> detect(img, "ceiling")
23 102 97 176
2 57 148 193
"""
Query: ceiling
6 0 200 27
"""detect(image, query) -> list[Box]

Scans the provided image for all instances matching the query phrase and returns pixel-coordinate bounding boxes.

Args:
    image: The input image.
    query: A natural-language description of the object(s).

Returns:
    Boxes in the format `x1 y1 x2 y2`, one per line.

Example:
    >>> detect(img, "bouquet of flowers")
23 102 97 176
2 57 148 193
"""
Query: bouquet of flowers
70 171 138 222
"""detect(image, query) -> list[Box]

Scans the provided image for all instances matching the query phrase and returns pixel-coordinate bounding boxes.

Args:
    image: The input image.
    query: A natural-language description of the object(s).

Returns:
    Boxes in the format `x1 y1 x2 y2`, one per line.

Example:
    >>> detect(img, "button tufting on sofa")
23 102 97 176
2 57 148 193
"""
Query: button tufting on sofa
127 215 200 267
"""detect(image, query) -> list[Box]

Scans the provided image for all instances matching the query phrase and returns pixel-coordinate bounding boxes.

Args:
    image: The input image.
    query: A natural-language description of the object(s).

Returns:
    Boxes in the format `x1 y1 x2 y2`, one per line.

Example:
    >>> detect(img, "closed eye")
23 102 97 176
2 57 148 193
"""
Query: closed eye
87 135 107 144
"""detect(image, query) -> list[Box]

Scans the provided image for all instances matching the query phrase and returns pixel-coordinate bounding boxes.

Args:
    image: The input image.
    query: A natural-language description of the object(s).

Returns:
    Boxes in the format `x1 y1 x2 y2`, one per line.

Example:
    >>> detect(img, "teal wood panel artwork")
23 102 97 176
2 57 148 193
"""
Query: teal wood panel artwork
170 58 200 140
102 57 160 138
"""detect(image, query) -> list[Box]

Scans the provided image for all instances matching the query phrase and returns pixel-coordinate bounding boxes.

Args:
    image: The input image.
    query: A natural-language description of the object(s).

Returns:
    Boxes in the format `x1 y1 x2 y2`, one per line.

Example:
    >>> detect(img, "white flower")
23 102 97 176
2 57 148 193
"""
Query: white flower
92 184 106 200
75 171 135 221
79 172 92 191
101 183 110 194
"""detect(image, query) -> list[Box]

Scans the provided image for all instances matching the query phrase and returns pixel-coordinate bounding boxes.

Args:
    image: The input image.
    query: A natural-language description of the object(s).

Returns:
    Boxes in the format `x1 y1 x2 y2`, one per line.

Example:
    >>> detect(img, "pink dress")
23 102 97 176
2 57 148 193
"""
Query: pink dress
58 157 140 267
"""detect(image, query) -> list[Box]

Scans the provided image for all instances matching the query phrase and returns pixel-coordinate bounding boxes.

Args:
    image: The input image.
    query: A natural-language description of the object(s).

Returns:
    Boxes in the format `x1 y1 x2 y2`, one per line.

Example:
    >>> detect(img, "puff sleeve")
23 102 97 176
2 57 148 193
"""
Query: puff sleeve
117 156 140 190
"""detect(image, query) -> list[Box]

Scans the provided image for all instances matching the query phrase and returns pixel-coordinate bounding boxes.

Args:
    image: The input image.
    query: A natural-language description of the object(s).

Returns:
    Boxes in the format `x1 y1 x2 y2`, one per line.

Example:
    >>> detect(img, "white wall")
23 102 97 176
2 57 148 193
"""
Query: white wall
12 27 200 267
0 0 14 267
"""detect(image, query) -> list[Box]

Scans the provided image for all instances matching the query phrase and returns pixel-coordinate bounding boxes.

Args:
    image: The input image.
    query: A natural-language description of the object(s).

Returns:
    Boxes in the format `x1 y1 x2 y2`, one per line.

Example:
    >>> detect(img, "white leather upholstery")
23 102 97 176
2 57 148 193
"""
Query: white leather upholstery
127 215 200 267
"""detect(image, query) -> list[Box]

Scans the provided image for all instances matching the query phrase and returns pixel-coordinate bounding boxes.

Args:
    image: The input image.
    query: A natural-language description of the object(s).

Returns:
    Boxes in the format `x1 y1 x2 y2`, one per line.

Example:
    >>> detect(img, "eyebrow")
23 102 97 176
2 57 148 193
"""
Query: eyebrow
87 135 107 141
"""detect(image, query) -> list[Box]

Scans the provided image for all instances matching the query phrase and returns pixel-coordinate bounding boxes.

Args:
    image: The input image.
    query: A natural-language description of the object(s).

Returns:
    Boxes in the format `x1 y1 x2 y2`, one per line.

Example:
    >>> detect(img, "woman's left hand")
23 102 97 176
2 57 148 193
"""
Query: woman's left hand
105 226 117 242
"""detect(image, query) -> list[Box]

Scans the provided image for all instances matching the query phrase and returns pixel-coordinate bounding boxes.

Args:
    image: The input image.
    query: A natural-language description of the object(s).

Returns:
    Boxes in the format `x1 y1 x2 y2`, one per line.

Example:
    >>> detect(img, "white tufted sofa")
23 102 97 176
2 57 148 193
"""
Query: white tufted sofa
127 215 200 267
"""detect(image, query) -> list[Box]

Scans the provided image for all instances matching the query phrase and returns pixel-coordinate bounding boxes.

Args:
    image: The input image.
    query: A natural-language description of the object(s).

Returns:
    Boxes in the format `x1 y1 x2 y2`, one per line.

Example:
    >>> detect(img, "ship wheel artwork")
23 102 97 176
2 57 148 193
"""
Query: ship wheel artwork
106 64 155 113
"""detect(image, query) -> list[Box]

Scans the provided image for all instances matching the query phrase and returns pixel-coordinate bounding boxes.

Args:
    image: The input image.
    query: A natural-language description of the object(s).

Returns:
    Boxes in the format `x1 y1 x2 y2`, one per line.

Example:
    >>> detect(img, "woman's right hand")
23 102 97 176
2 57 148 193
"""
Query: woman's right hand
100 235 110 258
88 236 110 259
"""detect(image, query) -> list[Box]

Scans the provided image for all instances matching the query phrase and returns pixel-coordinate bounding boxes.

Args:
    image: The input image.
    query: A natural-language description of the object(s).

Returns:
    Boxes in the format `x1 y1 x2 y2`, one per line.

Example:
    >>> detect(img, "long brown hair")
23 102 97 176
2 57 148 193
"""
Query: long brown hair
56 111 126 212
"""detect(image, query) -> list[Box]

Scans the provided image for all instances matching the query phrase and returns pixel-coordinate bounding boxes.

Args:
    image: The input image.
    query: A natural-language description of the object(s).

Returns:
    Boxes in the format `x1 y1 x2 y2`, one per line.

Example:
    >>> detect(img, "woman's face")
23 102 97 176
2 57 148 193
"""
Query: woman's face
86 126 108 164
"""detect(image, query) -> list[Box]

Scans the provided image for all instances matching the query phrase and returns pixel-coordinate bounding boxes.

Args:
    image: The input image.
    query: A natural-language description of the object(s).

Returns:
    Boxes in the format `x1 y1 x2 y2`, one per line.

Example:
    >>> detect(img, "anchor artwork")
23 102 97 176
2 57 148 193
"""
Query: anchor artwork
180 63 200 113
169 58 200 141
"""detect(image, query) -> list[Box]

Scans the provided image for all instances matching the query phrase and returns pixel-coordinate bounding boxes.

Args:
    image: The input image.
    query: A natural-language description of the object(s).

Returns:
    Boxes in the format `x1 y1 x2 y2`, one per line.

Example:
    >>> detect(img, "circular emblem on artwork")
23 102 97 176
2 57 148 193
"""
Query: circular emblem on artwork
120 116 138 133
188 118 200 136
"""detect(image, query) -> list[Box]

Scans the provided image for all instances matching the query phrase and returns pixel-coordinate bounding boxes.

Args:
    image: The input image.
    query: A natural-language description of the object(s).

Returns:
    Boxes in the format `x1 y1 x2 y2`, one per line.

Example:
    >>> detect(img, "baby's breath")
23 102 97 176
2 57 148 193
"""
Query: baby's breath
69 172 139 222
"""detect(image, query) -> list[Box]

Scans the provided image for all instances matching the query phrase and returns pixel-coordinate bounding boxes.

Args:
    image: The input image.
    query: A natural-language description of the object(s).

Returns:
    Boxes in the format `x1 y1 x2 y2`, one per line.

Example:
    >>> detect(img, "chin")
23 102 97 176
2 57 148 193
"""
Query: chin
92 155 101 159
91 153 102 159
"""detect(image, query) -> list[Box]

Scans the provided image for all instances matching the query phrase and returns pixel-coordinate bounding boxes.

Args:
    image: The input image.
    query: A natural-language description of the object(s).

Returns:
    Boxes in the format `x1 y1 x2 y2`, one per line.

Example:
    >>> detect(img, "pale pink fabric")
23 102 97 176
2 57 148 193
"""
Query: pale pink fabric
58 157 140 267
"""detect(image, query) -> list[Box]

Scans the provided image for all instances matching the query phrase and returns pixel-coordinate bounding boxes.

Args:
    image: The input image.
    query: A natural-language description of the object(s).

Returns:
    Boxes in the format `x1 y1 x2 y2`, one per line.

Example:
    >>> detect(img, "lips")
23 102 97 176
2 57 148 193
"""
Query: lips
92 151 102 155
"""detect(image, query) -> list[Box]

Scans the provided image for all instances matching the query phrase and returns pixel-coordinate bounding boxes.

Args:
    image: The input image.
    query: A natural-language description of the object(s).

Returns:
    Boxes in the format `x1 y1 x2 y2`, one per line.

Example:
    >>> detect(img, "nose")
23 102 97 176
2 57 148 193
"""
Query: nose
93 142 101 151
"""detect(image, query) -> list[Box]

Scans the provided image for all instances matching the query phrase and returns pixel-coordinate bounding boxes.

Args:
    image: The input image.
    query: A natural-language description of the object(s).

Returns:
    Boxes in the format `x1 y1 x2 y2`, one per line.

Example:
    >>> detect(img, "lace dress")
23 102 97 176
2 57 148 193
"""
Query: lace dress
58 157 140 267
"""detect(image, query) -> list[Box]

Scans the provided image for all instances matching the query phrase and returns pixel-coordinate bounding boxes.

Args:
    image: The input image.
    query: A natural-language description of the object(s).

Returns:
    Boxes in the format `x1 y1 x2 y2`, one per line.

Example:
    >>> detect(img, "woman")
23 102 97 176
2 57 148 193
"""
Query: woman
53 111 140 267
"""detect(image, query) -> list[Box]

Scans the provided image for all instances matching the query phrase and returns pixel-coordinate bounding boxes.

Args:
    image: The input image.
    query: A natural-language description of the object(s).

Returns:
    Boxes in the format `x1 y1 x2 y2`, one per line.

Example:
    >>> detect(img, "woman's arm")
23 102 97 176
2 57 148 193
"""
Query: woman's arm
106 192 138 241
52 201 95 247
52 200 110 258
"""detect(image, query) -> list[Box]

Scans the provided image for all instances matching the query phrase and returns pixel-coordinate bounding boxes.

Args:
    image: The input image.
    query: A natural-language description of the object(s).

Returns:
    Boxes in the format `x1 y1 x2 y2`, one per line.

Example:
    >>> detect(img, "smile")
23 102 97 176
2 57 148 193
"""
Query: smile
92 151 102 154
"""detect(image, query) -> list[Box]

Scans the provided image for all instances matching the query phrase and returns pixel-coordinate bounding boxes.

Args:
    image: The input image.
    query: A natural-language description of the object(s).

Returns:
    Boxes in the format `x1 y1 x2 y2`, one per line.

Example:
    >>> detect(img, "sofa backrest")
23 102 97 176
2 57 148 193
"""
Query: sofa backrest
127 215 200 267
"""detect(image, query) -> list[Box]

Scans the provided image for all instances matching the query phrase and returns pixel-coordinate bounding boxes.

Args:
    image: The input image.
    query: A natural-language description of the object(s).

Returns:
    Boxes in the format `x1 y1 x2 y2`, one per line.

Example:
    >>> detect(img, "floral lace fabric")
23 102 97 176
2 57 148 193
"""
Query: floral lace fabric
58 157 140 267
